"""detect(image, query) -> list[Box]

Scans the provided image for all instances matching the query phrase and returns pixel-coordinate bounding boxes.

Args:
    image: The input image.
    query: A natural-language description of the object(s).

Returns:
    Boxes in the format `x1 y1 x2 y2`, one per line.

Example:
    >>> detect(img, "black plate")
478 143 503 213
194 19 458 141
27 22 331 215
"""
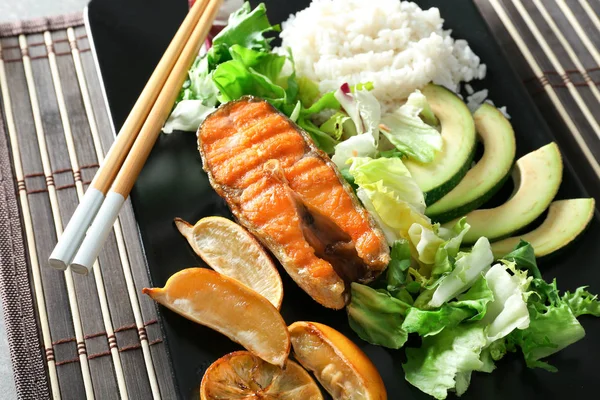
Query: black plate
87 0 600 398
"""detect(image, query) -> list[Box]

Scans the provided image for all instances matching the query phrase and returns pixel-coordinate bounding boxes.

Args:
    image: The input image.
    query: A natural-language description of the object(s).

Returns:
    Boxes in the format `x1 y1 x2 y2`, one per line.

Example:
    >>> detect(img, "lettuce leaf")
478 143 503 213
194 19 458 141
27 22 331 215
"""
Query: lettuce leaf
331 89 381 168
296 76 321 107
319 112 350 140
348 157 430 242
507 302 584 372
429 237 494 308
166 2 340 150
163 100 216 134
209 2 279 62
481 263 531 342
408 224 445 265
214 62 282 102
386 239 412 294
380 90 443 163
562 287 600 317
407 218 469 276
347 283 411 349
498 241 599 371
229 45 285 81
403 323 488 400
296 116 339 154
350 157 425 213
332 135 377 169
502 239 541 279
505 262 591 372
178 57 219 105
403 277 493 337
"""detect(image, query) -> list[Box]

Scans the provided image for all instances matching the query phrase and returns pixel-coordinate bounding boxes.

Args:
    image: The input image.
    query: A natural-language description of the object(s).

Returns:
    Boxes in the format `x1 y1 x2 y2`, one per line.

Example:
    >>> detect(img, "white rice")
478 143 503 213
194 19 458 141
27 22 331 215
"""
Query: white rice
466 89 489 113
279 0 486 112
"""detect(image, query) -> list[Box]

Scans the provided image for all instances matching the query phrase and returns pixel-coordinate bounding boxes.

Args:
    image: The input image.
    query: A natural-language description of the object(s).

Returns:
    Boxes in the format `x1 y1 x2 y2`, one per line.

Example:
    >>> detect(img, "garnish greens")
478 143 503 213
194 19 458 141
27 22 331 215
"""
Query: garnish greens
348 236 600 399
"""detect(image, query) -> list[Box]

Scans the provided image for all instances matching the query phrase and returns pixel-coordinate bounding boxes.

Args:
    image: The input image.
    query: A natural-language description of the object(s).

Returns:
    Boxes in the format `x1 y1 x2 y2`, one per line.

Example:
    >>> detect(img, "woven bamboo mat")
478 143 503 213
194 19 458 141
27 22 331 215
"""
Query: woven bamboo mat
0 1 599 400
0 13 176 400
475 0 600 201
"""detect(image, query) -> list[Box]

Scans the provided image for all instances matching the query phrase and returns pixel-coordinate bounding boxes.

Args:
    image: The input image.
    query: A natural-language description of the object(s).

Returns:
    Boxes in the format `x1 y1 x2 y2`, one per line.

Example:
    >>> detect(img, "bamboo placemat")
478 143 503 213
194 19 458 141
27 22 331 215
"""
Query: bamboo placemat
475 0 600 202
0 13 177 400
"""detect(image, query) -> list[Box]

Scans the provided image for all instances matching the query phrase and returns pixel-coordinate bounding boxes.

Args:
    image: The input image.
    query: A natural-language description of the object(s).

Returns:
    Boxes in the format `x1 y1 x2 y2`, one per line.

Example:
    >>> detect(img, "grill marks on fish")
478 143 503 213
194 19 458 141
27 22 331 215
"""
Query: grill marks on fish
198 98 390 309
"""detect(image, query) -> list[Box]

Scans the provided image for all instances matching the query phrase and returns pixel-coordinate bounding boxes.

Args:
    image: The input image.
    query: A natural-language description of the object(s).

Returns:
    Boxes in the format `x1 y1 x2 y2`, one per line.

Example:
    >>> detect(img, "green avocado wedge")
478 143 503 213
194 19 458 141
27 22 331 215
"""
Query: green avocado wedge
491 198 595 258
404 84 477 206
444 142 563 244
426 104 516 223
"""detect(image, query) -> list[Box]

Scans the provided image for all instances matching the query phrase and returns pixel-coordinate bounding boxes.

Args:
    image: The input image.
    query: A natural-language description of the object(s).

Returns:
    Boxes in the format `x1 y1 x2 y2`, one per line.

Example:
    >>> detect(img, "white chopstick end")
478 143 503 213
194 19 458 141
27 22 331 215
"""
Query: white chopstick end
70 191 126 275
49 188 105 270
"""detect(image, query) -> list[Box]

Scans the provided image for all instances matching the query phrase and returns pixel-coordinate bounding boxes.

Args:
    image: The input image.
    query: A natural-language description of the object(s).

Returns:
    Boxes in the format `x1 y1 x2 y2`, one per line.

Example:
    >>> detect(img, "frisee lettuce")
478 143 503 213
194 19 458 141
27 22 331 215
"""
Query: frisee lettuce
500 244 599 372
347 239 600 399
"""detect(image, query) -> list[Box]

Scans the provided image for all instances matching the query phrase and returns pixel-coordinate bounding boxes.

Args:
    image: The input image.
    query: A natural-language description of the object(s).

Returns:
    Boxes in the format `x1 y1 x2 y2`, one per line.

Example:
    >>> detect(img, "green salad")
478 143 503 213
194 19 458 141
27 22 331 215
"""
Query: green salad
166 3 600 399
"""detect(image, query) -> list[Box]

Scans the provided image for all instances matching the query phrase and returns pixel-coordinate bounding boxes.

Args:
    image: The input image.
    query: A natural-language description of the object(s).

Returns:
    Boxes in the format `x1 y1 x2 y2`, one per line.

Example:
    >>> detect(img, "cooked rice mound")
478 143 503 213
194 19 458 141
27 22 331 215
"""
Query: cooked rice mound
279 0 486 111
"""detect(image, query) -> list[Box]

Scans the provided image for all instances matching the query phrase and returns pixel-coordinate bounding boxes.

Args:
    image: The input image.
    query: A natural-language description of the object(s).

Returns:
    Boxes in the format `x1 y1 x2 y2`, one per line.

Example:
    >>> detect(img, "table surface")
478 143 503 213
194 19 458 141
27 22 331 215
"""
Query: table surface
0 3 88 400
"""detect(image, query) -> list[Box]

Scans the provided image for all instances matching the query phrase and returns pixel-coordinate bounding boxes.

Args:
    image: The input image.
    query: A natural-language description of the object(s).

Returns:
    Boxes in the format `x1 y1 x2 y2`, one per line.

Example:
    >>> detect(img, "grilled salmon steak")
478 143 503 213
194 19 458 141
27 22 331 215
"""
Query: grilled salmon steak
198 97 390 309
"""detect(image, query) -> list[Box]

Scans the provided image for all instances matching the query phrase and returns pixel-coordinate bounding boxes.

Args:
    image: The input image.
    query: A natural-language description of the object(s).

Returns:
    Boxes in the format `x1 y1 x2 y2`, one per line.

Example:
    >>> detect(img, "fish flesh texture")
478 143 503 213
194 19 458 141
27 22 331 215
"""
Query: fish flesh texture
198 97 390 309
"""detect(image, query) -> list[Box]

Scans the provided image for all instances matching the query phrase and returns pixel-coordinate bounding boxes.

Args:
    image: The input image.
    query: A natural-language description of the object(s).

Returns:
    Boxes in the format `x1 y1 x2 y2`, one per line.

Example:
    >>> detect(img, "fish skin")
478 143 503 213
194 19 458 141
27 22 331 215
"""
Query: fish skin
198 97 390 309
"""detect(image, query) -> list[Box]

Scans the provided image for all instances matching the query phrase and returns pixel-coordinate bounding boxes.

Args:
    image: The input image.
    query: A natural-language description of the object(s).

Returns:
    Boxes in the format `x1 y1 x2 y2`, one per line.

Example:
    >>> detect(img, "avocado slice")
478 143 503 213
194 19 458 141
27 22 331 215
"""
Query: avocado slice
426 104 516 223
444 142 563 244
404 84 477 206
491 198 595 258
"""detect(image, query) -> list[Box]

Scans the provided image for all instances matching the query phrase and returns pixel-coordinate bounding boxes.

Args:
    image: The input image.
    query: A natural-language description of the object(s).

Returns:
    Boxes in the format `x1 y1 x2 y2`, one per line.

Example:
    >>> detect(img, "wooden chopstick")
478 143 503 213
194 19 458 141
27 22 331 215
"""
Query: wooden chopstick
70 0 224 275
49 0 214 270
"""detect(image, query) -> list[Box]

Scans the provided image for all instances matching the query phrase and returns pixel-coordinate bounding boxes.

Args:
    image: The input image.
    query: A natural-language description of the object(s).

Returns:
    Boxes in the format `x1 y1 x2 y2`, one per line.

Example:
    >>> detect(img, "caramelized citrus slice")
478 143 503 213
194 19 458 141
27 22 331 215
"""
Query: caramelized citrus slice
175 216 283 309
200 351 323 400
143 268 289 366
288 321 387 400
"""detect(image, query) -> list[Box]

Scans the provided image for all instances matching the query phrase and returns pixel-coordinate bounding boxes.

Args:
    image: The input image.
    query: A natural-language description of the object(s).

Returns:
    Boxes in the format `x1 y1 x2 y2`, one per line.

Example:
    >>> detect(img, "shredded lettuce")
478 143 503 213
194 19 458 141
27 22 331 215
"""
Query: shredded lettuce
380 90 443 163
